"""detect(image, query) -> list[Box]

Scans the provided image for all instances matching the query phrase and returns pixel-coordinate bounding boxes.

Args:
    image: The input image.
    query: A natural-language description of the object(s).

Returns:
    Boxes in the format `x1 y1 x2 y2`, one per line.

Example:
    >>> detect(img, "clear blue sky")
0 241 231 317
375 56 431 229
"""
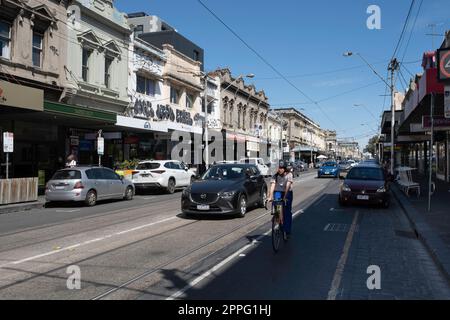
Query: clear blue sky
116 0 449 149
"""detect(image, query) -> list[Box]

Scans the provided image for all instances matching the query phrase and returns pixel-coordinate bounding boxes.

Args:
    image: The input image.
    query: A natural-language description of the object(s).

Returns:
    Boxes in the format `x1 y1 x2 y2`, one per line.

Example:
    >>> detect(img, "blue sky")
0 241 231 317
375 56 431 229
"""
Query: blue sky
116 0 449 149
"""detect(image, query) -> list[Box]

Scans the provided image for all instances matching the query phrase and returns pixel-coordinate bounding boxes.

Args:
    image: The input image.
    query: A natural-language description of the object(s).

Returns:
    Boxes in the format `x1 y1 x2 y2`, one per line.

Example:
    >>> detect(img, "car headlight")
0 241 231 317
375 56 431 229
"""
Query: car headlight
341 184 351 192
219 191 236 198
377 186 386 193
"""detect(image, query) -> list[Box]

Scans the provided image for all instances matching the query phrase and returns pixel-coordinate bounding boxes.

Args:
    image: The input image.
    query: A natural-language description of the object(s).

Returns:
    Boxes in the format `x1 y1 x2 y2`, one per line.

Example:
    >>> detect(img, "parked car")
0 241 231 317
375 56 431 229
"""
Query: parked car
339 164 390 208
338 161 352 179
295 160 308 172
239 158 270 176
45 166 134 207
317 161 340 178
132 160 195 194
181 164 267 217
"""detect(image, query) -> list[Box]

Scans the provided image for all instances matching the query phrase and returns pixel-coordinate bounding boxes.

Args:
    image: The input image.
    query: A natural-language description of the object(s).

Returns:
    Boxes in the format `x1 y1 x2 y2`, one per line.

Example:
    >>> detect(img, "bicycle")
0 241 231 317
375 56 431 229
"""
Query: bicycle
267 191 288 253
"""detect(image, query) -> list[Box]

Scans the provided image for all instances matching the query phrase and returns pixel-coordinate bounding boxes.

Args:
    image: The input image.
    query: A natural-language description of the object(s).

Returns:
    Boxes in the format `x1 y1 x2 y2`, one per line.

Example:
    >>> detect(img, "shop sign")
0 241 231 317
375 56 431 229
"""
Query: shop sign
422 116 450 129
116 115 169 133
79 140 93 151
124 136 139 144
445 85 450 119
3 132 13 153
70 136 79 146
97 137 104 155
0 80 43 111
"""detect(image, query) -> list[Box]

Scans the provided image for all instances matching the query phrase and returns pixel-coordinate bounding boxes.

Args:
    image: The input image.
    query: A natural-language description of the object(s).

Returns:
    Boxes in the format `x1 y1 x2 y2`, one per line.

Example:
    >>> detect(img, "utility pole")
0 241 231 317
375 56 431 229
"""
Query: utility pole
388 58 399 175
203 75 209 170
428 93 435 212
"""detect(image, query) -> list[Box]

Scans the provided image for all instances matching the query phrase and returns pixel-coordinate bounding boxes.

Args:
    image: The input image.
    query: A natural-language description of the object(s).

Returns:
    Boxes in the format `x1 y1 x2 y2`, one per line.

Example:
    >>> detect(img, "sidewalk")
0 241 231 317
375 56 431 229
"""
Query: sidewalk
0 196 45 215
392 175 450 283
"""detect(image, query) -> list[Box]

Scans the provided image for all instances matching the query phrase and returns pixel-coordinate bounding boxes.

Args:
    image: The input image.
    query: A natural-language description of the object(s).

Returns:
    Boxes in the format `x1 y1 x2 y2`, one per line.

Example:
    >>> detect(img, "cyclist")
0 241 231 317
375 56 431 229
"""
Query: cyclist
267 160 294 238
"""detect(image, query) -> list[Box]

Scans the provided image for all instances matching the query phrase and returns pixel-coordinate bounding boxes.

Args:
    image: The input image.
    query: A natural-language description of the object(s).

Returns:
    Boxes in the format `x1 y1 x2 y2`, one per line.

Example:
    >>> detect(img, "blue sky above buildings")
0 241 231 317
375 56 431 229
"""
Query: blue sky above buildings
116 0 450 149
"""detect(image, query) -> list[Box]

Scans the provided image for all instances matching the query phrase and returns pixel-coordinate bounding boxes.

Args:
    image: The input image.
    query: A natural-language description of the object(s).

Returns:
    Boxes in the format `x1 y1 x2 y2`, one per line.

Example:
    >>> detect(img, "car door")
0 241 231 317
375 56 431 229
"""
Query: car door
90 168 109 200
172 161 189 186
164 162 177 187
243 166 258 204
103 168 124 198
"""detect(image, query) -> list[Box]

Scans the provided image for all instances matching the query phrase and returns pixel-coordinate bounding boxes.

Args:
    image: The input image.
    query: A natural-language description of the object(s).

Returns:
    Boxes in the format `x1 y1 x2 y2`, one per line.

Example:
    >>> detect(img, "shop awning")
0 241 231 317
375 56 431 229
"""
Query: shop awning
44 101 117 123
292 146 319 153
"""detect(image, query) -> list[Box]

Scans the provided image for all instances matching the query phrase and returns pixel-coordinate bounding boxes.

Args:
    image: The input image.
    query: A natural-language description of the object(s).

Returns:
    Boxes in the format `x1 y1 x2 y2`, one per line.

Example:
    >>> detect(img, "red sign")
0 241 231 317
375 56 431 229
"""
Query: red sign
124 136 139 144
438 48 450 82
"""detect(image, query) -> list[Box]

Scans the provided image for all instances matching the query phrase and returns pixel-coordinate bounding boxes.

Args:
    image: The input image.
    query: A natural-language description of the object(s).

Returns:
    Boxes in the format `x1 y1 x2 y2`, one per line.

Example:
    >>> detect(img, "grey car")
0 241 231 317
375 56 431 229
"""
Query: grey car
45 167 135 206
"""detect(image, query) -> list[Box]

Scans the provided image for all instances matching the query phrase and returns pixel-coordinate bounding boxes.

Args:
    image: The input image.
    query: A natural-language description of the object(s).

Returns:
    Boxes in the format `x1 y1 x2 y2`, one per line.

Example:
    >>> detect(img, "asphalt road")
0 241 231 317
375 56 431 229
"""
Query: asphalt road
0 170 448 300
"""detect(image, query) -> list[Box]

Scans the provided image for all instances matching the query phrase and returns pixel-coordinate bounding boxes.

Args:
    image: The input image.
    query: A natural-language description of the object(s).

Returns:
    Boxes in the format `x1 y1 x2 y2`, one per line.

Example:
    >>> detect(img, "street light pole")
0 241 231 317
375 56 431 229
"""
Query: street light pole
388 58 399 175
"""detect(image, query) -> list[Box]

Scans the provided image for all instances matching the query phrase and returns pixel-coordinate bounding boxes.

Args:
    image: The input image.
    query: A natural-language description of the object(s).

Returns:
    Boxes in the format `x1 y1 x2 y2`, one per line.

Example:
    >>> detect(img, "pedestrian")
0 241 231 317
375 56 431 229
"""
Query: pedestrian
65 154 77 168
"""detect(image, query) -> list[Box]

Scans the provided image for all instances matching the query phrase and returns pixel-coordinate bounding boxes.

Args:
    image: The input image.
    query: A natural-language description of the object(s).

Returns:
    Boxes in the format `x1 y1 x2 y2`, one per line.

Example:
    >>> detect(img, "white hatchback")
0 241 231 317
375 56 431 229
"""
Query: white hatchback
132 160 196 194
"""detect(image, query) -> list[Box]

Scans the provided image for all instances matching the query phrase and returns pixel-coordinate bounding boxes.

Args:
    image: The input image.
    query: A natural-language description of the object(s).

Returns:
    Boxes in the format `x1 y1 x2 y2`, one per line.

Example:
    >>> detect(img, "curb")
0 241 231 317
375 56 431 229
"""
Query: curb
392 185 450 284
0 201 44 215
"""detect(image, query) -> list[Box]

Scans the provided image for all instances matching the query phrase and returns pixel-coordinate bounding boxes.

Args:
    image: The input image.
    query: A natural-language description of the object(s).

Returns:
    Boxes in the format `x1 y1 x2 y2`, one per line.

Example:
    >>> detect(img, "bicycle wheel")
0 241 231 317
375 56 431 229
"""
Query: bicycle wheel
272 215 282 252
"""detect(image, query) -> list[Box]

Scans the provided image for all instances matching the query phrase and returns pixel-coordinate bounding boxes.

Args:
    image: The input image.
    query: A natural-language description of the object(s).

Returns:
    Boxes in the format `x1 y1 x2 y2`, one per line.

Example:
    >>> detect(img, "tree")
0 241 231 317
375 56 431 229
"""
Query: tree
364 135 379 155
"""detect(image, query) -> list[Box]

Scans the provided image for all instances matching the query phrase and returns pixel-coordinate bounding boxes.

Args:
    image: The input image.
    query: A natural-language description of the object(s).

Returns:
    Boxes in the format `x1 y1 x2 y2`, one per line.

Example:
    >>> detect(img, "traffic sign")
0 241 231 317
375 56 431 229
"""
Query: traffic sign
97 137 104 155
437 48 450 82
3 132 13 153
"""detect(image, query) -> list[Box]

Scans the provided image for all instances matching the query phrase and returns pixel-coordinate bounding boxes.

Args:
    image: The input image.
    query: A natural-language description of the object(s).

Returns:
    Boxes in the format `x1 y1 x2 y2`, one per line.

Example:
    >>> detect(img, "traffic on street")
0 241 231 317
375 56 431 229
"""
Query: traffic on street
0 0 449 305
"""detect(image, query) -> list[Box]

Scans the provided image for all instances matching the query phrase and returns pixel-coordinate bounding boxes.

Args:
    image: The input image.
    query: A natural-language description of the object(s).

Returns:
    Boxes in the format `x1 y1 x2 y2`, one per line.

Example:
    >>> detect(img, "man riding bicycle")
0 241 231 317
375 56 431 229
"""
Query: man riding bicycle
267 160 294 238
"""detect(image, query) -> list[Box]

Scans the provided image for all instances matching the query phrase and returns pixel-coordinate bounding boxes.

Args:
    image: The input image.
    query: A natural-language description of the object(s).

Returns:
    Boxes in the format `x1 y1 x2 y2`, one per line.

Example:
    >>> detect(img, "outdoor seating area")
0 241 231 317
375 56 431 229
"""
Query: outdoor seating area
395 166 421 198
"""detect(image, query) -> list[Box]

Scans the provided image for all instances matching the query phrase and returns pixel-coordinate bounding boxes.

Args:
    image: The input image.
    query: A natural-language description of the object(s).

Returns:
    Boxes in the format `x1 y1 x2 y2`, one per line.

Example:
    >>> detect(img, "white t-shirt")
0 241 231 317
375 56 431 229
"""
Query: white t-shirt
66 160 77 168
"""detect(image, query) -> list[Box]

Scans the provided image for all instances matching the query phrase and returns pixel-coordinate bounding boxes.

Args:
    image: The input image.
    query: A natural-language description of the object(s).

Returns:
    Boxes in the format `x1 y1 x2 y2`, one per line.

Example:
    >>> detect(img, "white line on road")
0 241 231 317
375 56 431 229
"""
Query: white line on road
0 216 178 269
56 209 81 213
166 209 304 300
327 210 360 300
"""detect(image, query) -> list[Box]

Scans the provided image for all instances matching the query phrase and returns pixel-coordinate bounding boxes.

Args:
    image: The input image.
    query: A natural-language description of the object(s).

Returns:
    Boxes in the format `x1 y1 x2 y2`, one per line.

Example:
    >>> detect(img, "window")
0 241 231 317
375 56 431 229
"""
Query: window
193 50 200 62
32 32 43 67
104 57 113 88
82 48 92 82
136 75 156 96
134 25 144 36
51 170 81 180
186 93 194 109
102 168 120 180
170 87 180 104
0 21 11 59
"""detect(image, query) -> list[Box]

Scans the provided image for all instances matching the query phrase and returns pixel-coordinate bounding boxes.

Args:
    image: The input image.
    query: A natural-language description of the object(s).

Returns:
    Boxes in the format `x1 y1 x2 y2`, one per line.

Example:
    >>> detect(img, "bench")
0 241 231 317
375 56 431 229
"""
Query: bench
395 167 420 198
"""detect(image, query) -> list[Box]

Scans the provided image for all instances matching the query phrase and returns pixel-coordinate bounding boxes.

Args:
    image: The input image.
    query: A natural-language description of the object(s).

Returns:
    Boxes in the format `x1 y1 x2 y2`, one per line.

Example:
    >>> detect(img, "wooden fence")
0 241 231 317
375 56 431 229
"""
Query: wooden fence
0 178 38 205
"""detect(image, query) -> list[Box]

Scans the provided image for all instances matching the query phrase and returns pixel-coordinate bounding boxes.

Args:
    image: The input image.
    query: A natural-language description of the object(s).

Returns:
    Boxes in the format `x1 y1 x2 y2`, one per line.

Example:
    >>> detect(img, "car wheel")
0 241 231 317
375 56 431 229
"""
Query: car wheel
259 187 267 208
124 186 134 200
85 190 97 207
237 195 247 218
166 178 175 194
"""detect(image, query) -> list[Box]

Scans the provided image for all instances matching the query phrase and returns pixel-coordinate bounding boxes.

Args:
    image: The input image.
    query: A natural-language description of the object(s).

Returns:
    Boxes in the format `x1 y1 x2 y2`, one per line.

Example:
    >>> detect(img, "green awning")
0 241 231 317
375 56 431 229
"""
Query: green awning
44 101 117 123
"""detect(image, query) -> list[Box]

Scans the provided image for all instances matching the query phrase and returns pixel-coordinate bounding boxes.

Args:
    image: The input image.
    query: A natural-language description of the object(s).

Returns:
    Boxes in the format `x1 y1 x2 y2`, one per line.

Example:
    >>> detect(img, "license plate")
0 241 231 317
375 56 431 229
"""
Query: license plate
197 205 210 211
55 186 65 190
357 195 369 200
325 172 330 175
141 174 150 178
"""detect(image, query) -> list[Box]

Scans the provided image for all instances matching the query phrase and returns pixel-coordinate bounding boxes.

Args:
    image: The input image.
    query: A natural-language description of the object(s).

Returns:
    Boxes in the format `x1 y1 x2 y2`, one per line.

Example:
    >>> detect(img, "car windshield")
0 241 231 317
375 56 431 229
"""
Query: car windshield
202 166 246 180
322 162 337 167
346 167 384 181
51 170 81 180
136 163 160 170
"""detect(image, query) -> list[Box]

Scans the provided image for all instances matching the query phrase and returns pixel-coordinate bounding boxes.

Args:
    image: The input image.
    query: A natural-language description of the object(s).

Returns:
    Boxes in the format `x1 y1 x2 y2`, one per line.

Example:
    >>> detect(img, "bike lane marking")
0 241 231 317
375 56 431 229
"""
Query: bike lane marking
327 210 360 300
166 208 305 300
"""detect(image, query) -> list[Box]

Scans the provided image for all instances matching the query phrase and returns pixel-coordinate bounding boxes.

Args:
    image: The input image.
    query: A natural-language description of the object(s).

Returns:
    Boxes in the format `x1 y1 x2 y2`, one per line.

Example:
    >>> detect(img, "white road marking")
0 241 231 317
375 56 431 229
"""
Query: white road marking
327 211 360 300
56 209 80 213
0 216 177 268
166 209 304 300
